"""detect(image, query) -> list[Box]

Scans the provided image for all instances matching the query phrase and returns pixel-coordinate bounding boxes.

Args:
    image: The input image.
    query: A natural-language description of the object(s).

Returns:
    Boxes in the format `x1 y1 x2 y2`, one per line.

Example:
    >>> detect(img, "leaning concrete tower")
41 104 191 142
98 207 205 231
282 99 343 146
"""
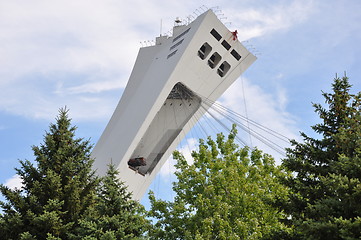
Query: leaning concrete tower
91 9 256 200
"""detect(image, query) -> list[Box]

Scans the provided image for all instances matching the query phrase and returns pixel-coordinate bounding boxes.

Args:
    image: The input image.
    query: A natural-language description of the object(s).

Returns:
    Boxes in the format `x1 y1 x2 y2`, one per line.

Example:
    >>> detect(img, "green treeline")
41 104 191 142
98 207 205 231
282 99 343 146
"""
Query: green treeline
1 75 360 239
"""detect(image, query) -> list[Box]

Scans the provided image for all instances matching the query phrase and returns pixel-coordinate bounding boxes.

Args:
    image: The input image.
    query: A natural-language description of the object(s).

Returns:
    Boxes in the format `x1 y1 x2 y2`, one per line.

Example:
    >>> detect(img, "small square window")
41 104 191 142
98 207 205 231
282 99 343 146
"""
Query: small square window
210 29 222 41
208 52 221 69
198 42 212 60
221 40 231 50
217 61 231 77
231 49 241 61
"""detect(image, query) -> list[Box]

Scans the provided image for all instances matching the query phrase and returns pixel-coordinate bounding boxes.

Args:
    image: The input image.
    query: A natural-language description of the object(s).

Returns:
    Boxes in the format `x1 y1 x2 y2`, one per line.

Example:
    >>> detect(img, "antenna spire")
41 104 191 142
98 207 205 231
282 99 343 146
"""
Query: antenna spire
160 19 162 36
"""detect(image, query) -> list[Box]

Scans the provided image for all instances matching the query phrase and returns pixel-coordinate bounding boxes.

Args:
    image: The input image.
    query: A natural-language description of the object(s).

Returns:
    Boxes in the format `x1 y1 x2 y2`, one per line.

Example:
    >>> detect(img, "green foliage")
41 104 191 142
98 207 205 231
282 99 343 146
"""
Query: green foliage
282 75 361 239
77 164 151 239
148 126 291 239
0 108 99 239
0 108 151 239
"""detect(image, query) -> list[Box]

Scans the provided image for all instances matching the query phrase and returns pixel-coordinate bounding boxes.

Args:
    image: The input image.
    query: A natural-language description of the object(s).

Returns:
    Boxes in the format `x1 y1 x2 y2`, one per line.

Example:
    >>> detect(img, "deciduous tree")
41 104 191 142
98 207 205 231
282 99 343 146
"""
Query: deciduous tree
148 127 291 240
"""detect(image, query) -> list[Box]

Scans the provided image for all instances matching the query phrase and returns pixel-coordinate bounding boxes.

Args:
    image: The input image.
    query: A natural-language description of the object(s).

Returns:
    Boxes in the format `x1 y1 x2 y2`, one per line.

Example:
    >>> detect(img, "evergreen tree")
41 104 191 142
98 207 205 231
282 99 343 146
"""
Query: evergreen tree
77 164 150 239
148 127 291 240
0 108 99 239
282 75 361 239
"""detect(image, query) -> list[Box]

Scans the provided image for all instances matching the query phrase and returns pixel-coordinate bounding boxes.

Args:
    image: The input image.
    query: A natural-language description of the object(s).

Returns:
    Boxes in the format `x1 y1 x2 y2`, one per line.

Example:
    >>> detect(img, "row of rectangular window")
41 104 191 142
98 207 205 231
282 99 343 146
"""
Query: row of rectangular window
167 50 178 59
210 28 242 61
170 39 184 51
173 28 191 42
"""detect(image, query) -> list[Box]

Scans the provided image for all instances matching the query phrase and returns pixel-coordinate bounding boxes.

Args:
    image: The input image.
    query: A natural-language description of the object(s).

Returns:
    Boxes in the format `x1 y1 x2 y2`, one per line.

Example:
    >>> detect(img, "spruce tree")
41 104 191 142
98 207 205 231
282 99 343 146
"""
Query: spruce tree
282 75 361 239
78 164 150 239
0 108 99 239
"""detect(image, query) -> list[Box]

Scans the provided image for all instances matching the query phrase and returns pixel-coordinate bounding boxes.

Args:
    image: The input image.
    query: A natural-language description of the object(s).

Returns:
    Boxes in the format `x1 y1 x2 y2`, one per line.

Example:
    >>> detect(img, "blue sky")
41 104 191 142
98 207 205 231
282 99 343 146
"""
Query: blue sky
1 0 361 204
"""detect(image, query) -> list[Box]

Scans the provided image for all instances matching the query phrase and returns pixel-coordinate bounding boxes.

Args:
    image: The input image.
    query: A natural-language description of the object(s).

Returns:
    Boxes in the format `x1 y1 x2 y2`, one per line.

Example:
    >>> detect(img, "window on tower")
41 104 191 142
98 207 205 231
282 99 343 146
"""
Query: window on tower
198 42 212 60
210 28 222 41
167 50 178 59
217 61 231 77
208 52 221 69
231 49 241 61
221 40 231 50
170 39 184 50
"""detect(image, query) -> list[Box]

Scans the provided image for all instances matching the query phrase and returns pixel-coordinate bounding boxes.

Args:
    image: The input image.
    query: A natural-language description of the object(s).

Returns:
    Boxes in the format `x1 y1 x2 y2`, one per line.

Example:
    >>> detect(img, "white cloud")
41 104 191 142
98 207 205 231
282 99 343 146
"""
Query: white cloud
65 80 125 95
225 0 315 40
0 0 146 120
4 175 23 190
0 0 315 121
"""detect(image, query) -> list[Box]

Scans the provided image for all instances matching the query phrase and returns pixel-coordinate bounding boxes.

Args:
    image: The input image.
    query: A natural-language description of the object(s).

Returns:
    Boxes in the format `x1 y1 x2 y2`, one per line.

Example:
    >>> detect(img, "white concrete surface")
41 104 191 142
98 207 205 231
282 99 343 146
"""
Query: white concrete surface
91 9 256 200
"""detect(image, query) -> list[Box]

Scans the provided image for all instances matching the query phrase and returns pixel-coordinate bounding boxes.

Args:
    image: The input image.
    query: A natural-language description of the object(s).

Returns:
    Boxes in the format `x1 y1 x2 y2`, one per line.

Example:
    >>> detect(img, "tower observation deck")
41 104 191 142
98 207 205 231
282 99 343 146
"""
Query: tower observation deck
91 9 257 200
